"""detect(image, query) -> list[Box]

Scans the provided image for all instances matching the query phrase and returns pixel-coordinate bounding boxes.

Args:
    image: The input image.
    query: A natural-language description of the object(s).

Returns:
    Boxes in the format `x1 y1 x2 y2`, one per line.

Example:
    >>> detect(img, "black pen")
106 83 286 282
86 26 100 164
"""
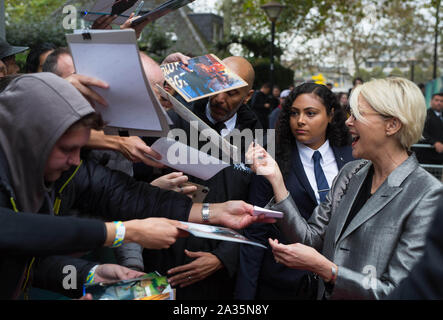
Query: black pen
81 11 130 18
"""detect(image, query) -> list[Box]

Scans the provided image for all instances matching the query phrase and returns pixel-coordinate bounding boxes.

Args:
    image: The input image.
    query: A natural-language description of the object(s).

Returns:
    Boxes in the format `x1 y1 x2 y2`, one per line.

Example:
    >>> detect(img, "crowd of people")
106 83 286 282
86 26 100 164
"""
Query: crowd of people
0 10 442 301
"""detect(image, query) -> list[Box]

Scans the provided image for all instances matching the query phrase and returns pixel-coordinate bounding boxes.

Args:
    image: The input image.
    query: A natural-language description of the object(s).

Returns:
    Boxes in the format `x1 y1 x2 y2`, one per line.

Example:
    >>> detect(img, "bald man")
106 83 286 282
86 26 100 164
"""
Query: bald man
143 56 262 300
139 52 173 110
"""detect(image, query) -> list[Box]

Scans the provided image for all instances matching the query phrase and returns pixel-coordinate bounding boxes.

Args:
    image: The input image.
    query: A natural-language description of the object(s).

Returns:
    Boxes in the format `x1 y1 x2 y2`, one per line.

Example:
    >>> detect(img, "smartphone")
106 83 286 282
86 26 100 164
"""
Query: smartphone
182 182 209 203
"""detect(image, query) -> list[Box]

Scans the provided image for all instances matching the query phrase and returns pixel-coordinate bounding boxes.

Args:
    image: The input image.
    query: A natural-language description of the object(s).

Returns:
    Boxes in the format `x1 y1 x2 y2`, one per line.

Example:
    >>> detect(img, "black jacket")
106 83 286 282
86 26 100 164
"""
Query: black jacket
0 150 105 299
249 90 272 130
143 99 263 299
0 150 193 299
54 156 192 223
416 108 443 164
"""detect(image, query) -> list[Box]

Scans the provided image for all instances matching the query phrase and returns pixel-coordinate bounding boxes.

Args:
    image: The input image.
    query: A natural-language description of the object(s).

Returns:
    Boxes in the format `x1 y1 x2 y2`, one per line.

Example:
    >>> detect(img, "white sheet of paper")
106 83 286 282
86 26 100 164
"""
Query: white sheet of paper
149 137 230 181
178 222 267 249
67 30 169 137
252 206 283 219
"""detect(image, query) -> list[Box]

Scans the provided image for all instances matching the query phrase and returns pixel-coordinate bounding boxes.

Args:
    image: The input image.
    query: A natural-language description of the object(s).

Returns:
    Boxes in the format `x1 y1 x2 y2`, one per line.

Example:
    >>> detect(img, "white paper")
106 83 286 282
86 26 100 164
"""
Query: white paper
178 222 267 249
67 30 169 137
149 137 230 181
252 206 283 219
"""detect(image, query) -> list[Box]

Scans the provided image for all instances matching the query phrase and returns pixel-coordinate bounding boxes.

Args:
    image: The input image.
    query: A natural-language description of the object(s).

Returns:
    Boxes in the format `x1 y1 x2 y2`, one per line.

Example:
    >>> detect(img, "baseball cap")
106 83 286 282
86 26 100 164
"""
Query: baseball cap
0 38 29 60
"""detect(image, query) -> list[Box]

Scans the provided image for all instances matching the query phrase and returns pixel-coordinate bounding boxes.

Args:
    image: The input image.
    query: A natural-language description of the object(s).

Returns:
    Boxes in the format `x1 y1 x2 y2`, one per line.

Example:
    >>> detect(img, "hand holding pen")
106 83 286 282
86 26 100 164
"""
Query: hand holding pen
89 1 144 30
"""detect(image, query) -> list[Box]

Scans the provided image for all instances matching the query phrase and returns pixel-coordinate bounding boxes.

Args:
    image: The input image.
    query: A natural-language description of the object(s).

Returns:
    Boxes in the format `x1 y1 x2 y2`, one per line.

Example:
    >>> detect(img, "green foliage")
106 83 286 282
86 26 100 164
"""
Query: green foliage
5 0 174 67
251 57 294 90
389 67 405 78
409 64 441 84
138 23 173 60
5 0 68 48
355 68 371 82
215 33 283 59
5 0 66 22
370 66 387 79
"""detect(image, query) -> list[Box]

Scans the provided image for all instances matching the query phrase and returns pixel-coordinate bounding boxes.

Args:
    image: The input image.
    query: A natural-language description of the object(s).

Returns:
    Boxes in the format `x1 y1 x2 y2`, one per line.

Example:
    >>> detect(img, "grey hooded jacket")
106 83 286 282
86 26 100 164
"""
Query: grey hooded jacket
0 73 108 299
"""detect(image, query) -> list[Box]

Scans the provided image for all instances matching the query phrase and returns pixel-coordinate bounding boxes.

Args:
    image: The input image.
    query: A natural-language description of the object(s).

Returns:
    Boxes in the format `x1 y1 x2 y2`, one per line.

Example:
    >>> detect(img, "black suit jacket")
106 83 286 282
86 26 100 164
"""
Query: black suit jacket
416 108 443 164
236 144 354 300
143 99 263 299
387 203 443 299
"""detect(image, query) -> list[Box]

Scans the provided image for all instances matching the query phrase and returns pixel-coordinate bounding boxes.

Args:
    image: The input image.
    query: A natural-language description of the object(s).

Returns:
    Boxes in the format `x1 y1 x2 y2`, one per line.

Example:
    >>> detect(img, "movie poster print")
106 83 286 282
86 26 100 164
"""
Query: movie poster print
160 54 248 102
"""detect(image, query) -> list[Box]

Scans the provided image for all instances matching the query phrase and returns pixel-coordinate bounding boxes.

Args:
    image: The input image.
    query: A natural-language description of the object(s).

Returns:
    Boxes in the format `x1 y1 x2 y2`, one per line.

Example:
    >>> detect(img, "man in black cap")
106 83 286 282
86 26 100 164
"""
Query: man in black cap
0 38 29 75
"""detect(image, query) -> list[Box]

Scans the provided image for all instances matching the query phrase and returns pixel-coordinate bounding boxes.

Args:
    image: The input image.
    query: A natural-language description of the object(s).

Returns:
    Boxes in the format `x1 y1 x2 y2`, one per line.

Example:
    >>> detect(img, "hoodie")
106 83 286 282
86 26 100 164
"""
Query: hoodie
0 73 107 299
0 73 95 213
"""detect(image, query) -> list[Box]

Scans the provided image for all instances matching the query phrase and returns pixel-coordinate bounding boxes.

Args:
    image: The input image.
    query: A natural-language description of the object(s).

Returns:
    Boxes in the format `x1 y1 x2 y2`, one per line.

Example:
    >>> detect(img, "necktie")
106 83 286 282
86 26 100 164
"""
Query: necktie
214 122 226 135
312 151 330 203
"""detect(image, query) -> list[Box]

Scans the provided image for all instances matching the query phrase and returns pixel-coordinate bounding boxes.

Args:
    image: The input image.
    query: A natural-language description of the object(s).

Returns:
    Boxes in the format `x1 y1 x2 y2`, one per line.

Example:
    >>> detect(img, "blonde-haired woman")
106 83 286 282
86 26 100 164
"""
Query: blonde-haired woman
247 78 443 299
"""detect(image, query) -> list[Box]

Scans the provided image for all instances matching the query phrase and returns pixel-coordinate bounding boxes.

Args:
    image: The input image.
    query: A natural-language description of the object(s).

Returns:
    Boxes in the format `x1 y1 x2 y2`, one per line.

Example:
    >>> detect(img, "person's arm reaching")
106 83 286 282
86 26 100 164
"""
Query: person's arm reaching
86 131 164 168
64 74 109 107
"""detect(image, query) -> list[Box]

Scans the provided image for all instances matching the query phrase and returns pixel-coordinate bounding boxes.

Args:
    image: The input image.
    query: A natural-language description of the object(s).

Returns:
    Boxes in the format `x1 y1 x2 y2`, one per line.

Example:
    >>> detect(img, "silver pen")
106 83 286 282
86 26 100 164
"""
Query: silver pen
134 1 144 16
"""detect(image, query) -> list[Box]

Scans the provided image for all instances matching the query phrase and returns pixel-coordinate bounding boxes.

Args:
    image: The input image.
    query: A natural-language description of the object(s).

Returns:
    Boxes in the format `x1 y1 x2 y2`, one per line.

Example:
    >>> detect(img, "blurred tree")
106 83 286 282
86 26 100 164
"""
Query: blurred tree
5 0 70 48
317 0 431 74
389 67 405 78
355 68 371 82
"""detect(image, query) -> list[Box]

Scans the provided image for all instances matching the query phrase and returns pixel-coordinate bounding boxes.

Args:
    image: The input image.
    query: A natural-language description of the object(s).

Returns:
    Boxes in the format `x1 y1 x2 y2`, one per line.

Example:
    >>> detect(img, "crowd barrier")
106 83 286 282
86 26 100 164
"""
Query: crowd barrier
411 144 443 182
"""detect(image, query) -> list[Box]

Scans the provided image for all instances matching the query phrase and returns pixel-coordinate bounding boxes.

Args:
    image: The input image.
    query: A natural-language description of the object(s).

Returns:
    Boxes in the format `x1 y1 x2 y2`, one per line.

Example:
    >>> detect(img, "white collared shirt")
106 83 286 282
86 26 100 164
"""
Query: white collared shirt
205 102 237 137
296 140 339 204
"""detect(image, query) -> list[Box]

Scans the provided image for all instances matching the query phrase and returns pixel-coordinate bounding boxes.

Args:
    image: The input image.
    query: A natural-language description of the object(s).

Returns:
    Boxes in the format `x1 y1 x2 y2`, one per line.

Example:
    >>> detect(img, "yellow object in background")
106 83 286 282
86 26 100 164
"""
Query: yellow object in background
312 73 326 85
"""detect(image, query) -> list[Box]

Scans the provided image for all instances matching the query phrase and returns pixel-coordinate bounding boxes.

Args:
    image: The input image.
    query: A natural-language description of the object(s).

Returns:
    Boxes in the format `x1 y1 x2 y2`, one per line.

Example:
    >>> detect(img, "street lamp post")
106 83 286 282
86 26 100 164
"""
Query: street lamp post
408 57 417 83
261 1 285 91
433 0 440 80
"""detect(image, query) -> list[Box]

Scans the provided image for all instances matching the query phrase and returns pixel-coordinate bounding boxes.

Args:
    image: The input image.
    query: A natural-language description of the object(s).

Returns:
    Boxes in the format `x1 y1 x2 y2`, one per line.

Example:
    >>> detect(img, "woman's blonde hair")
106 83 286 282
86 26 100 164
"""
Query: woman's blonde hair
349 77 426 149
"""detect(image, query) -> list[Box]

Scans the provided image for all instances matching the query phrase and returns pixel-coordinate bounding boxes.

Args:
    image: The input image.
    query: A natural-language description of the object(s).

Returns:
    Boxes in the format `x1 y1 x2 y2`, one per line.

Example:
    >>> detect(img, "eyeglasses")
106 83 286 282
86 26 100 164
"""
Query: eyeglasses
349 109 391 120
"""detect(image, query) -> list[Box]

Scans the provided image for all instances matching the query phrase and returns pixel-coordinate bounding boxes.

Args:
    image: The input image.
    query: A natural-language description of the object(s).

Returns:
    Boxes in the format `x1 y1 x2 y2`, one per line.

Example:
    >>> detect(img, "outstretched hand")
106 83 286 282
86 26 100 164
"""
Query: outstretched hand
124 218 189 249
269 238 334 282
91 12 148 39
246 142 281 181
65 74 109 107
120 13 148 39
162 52 191 65
151 172 197 197
205 201 276 230
118 136 165 168
91 14 118 30
93 264 145 283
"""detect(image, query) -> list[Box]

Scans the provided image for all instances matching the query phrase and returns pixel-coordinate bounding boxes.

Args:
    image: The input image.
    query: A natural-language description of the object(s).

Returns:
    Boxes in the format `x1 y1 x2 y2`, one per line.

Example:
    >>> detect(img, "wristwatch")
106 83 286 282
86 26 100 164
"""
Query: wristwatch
202 203 210 223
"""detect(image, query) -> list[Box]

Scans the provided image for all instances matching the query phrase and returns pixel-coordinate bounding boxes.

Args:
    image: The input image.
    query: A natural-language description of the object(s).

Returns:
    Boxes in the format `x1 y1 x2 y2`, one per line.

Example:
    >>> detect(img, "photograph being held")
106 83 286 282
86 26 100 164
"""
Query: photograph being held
247 77 443 300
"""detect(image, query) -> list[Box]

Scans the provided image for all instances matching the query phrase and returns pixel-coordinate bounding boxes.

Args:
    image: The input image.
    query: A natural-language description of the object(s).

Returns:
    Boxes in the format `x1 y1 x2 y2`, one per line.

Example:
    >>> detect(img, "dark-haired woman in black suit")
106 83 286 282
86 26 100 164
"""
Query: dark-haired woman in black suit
236 83 354 300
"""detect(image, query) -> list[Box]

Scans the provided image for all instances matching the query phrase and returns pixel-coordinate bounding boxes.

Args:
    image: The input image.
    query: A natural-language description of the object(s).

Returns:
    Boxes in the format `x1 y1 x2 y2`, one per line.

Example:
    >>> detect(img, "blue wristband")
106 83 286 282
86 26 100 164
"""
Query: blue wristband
85 265 99 284
111 221 125 248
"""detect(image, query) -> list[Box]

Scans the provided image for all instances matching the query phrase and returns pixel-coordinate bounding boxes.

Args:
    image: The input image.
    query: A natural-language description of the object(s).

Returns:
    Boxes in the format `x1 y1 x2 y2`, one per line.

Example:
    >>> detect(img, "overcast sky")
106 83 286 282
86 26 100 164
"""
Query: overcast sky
188 0 219 13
